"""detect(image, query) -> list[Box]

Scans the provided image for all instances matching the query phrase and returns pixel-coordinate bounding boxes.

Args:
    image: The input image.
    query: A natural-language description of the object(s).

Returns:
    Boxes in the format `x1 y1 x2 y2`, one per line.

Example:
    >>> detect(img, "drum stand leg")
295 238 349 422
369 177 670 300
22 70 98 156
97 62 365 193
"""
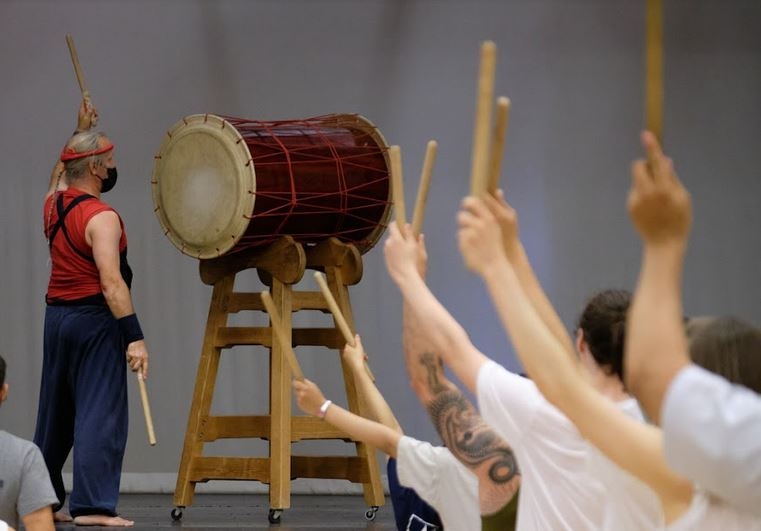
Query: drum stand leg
171 237 384 523
268 276 292 512
172 274 234 513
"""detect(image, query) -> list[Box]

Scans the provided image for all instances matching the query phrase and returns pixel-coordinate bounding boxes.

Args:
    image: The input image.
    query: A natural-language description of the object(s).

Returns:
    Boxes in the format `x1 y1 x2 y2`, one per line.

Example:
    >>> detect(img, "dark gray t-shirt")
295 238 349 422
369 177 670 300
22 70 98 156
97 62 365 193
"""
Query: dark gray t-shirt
0 430 58 529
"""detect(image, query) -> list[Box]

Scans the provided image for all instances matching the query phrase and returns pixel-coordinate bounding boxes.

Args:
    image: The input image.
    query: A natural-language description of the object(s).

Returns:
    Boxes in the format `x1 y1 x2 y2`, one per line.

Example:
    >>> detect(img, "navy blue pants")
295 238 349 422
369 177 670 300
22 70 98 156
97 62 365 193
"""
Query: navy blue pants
34 305 128 518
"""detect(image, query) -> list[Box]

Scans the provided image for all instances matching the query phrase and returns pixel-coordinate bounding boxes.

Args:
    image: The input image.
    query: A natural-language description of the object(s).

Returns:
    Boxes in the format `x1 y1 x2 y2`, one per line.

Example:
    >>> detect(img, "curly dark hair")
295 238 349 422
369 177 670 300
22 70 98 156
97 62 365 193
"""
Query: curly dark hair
576 289 632 382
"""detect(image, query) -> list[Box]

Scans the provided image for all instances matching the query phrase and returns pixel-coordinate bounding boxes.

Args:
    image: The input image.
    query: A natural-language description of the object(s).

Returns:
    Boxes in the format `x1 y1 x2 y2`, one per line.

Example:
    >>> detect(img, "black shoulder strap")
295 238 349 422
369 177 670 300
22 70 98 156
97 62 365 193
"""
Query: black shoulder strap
48 193 98 263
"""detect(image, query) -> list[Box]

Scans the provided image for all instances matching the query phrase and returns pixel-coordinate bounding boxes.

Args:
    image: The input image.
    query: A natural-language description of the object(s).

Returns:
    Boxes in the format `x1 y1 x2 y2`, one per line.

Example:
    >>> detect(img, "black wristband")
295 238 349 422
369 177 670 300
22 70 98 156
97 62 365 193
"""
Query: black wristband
118 313 144 344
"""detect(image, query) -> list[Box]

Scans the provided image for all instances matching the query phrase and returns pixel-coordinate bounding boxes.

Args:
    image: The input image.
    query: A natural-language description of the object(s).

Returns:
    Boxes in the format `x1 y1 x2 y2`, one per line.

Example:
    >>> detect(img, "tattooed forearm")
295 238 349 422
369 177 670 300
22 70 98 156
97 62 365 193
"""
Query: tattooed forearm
426 378 519 485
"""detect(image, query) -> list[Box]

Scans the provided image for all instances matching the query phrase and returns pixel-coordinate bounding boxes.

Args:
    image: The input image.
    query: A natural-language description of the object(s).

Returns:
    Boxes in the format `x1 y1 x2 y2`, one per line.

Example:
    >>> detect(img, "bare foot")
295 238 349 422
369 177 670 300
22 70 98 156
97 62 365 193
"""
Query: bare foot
73 515 134 527
54 511 73 522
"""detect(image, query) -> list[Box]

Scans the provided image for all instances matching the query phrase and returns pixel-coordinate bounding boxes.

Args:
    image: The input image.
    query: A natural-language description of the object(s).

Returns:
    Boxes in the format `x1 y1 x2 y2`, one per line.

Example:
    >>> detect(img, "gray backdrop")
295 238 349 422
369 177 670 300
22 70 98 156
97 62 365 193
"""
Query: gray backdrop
1 0 759 493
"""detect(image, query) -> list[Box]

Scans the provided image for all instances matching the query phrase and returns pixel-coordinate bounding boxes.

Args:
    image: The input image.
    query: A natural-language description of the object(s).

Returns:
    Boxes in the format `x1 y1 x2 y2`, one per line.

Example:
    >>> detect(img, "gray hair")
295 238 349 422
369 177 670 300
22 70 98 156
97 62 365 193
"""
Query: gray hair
63 131 109 181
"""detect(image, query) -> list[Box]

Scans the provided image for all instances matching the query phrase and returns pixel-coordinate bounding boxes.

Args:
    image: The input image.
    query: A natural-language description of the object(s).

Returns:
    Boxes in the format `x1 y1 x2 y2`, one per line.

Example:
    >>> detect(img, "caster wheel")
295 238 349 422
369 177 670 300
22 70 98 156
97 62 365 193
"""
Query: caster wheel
268 508 282 524
365 506 379 521
170 507 183 521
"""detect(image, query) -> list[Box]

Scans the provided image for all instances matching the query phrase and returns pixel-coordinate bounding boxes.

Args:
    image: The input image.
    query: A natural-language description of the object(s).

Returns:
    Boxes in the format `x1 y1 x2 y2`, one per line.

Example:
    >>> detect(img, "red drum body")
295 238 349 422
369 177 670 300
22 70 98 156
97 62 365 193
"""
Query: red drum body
152 114 391 259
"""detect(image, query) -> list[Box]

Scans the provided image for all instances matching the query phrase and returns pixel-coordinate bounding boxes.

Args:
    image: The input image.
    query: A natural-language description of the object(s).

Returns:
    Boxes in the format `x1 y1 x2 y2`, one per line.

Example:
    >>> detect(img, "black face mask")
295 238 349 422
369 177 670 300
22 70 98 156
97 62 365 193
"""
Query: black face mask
100 167 118 193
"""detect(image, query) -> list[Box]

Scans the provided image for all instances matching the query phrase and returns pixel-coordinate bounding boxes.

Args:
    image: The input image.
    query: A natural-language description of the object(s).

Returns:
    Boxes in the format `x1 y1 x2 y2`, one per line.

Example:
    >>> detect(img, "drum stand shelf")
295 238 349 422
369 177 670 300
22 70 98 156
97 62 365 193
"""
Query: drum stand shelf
171 236 385 524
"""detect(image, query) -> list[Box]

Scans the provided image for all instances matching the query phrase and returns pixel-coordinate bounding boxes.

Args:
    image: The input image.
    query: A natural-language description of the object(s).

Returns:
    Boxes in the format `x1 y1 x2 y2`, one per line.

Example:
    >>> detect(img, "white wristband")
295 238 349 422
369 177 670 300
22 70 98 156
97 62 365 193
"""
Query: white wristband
318 399 333 418
0 519 9 531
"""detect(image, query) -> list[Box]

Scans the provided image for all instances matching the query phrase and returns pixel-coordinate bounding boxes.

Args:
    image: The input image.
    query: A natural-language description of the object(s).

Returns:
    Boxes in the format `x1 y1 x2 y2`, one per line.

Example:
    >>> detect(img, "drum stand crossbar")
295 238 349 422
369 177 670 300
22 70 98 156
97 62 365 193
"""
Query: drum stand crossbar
171 236 384 524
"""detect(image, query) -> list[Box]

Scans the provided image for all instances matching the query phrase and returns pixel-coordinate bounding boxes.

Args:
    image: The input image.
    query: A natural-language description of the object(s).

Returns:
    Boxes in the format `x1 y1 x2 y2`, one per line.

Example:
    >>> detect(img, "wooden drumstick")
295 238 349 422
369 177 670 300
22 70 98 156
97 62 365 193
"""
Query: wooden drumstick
313 272 376 381
411 140 438 236
389 145 406 229
487 97 511 194
645 0 663 142
65 35 90 102
469 41 497 197
65 34 98 126
261 291 305 381
137 376 157 446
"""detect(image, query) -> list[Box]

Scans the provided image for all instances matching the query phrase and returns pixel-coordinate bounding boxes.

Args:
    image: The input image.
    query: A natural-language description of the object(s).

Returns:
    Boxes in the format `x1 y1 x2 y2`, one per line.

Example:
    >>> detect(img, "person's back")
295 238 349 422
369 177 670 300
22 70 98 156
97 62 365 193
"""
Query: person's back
477 364 605 530
393 436 479 530
586 397 663 530
476 289 663 530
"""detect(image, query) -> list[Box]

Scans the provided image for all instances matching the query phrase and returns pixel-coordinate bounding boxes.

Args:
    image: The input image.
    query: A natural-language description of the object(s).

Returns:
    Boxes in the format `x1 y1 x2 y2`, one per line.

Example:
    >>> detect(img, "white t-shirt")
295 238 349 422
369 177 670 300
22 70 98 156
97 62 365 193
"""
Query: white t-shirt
478 360 663 531
666 489 761 531
663 364 761 517
586 397 665 530
396 435 479 531
477 360 604 530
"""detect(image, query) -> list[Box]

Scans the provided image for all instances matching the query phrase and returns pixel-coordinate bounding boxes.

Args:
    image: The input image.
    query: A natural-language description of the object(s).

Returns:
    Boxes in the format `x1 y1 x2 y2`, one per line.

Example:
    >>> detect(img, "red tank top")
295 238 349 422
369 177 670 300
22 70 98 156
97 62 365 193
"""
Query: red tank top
44 188 128 303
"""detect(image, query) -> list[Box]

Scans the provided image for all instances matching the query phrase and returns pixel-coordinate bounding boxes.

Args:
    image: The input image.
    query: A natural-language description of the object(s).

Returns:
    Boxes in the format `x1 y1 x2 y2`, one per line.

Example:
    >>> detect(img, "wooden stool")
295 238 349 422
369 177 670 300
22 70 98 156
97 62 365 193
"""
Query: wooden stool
170 237 385 524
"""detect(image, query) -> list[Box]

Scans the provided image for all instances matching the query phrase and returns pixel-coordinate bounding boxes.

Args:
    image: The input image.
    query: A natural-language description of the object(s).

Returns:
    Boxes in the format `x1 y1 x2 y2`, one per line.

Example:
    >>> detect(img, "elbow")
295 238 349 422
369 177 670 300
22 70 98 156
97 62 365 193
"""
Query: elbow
100 276 124 301
383 440 398 459
379 431 400 459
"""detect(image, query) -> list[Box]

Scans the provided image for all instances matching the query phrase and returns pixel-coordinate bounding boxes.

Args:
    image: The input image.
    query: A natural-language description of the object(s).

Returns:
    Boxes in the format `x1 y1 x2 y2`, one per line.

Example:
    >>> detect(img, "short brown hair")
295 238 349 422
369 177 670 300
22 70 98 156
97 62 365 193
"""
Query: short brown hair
687 316 761 393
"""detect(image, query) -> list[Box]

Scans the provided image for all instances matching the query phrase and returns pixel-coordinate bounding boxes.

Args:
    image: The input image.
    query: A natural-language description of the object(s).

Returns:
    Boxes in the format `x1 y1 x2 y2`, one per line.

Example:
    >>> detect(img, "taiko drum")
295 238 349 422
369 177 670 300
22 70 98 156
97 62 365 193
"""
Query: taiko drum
152 113 392 259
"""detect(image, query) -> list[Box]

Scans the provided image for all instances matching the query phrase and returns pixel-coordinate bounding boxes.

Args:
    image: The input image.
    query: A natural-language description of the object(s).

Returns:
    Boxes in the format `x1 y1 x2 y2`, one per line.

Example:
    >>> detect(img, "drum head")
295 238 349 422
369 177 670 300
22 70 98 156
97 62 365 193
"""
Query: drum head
152 114 255 258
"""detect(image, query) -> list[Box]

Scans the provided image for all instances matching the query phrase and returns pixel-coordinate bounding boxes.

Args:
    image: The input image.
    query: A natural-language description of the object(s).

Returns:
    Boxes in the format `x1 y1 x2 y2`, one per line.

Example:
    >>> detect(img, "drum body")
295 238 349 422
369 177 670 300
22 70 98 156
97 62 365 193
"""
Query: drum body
152 113 391 259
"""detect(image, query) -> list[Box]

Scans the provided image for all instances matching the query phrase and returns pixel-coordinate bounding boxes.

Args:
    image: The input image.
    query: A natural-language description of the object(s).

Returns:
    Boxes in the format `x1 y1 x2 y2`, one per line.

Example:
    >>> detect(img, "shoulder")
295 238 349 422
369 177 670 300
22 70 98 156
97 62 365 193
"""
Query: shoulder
396 436 443 468
477 360 541 402
86 209 122 235
0 431 39 460
397 435 437 457
662 364 761 443
82 198 117 220
0 430 32 447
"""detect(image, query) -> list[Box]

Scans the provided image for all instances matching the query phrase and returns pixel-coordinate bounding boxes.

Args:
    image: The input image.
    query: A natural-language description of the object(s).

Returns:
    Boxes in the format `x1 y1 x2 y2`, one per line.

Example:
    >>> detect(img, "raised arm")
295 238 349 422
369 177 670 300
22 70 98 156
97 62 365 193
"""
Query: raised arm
624 131 692 423
490 190 575 355
293 378 401 458
458 199 583 403
398 231 520 514
384 223 489 393
342 335 401 434
458 196 693 521
626 134 761 515
405 332 520 515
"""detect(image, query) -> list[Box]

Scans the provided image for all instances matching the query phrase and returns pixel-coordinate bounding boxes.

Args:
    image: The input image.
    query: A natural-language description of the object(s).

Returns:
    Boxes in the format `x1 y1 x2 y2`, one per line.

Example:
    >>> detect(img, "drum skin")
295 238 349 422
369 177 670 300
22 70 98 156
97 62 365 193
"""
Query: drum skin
152 113 392 259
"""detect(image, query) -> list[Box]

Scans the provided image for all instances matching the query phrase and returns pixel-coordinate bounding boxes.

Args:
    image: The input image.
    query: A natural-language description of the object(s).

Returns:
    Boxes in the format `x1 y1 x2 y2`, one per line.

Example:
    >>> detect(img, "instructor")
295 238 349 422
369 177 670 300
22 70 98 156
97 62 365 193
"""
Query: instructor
34 101 148 527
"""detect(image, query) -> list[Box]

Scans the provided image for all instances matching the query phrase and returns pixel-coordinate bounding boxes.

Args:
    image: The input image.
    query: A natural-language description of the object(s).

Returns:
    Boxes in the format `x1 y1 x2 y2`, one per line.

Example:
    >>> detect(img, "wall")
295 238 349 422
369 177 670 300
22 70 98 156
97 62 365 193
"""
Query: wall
1 0 759 492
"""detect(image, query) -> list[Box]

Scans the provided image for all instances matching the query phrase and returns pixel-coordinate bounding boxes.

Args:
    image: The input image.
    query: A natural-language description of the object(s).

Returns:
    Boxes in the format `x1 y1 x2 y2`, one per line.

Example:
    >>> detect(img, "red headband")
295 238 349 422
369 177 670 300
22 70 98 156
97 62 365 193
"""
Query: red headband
60 141 114 162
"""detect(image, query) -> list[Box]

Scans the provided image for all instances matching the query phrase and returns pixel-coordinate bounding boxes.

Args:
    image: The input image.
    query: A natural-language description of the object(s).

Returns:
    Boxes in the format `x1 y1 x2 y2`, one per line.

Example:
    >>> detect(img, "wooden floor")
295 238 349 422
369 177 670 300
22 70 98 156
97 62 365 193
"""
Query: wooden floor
47 494 396 530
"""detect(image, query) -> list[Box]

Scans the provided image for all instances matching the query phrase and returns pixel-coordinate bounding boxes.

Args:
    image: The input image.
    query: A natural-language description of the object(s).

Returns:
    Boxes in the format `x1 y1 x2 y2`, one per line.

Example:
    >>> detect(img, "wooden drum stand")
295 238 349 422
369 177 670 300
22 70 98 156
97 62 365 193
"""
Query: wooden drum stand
170 236 384 524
